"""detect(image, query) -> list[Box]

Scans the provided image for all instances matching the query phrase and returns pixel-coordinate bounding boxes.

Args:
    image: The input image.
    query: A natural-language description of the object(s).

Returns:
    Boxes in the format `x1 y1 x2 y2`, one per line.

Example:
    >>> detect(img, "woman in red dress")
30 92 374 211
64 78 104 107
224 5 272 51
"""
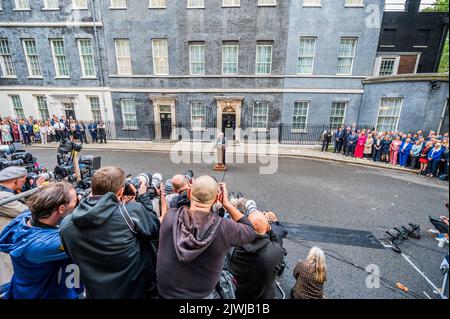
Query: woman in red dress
354 130 367 159
12 121 20 142
419 141 432 174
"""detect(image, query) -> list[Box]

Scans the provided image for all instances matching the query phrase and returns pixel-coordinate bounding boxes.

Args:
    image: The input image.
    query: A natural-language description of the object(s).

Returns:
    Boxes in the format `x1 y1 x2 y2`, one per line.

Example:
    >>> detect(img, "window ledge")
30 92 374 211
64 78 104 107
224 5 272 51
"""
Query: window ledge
123 127 138 131
27 76 43 79
186 6 205 9
80 76 97 79
1 75 17 79
413 45 428 48
251 128 268 133
222 5 240 8
109 7 127 10
71 8 89 11
258 5 277 7
13 8 31 11
344 5 365 8
149 6 167 9
296 72 314 75
302 5 322 8
380 45 395 48
41 8 60 11
291 129 308 133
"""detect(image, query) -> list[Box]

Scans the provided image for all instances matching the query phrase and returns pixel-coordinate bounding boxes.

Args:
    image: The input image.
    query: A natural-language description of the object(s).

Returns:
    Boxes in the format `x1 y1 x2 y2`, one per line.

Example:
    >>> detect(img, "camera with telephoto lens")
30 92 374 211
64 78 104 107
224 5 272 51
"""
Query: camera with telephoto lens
183 170 194 182
0 158 24 170
57 138 82 154
124 172 153 196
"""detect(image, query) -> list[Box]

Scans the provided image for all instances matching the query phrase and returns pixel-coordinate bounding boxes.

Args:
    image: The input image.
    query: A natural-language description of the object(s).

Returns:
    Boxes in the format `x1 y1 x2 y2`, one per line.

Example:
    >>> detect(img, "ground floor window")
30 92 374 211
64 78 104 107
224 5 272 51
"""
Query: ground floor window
376 97 403 132
252 101 269 130
90 96 102 122
36 96 50 121
292 101 309 131
121 99 137 129
190 101 206 129
10 95 25 119
330 101 347 129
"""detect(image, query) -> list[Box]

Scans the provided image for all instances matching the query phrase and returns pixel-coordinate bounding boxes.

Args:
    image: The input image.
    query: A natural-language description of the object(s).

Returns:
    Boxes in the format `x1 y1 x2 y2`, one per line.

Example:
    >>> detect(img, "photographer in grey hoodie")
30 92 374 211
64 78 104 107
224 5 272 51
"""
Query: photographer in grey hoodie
156 176 256 299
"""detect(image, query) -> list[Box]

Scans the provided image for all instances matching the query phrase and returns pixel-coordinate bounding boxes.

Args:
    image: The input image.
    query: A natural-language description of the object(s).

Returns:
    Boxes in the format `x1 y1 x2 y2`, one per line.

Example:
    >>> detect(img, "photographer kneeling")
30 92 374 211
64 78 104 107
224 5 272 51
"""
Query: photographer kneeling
60 166 160 299
228 211 285 299
0 182 82 299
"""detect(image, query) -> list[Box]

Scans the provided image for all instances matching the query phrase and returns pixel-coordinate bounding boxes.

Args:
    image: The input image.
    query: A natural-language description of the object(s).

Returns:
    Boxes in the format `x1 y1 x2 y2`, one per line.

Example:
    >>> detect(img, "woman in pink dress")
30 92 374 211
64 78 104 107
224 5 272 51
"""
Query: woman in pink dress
12 121 20 142
389 136 402 164
354 130 367 159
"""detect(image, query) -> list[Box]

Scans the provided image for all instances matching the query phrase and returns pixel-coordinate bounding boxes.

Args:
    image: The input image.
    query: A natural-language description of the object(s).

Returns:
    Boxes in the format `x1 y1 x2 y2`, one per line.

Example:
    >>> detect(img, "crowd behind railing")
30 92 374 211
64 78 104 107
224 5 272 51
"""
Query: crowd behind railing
319 124 449 180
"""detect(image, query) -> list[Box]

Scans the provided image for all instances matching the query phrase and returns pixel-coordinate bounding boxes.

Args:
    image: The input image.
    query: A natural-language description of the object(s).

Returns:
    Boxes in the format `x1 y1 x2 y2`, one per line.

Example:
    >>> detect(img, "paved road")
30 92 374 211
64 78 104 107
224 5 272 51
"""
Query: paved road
29 147 449 299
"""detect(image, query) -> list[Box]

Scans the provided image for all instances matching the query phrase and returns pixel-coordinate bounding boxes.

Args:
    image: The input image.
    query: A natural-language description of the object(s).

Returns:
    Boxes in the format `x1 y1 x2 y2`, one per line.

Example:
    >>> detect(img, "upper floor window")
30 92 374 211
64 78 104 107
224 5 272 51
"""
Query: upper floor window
223 0 240 6
43 0 59 9
152 39 169 75
337 37 357 75
78 39 96 77
187 0 204 8
14 0 30 10
0 39 16 78
110 0 127 8
297 37 316 74
258 0 276 6
375 56 399 76
22 39 42 78
115 39 132 75
189 43 205 75
72 0 87 9
345 0 364 6
255 44 272 75
50 39 70 77
149 0 166 8
222 42 239 75
303 0 321 6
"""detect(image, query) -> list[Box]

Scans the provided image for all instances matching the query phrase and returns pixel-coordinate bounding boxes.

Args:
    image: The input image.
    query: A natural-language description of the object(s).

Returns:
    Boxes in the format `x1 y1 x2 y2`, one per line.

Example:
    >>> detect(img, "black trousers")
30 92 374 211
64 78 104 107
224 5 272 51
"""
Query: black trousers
430 216 449 234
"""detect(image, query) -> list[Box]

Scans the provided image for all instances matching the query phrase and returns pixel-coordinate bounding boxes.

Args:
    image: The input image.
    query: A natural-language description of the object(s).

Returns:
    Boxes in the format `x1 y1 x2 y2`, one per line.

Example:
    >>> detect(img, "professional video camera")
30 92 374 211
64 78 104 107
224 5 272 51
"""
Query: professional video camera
0 144 43 174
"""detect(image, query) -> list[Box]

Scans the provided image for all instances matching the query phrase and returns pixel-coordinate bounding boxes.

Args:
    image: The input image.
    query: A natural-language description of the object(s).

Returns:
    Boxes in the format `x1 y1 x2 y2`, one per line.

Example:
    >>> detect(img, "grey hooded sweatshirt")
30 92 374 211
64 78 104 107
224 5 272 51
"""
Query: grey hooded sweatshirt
156 206 256 299
60 192 160 299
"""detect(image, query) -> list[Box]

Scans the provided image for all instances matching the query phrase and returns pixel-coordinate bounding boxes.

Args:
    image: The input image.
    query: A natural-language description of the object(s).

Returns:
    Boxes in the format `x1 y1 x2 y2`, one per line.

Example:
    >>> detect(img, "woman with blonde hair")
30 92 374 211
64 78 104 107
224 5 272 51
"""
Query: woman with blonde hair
291 246 327 299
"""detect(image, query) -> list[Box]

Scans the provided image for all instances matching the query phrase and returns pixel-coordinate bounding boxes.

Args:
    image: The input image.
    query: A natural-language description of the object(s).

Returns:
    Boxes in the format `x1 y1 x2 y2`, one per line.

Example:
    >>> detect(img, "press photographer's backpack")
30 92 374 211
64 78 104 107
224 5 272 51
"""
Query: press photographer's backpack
213 269 237 299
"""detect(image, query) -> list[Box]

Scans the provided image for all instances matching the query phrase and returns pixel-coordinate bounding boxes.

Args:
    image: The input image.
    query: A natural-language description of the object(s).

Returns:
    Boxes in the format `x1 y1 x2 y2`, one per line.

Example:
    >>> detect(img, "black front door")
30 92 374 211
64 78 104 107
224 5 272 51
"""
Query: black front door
222 114 236 140
160 113 172 139
65 109 76 120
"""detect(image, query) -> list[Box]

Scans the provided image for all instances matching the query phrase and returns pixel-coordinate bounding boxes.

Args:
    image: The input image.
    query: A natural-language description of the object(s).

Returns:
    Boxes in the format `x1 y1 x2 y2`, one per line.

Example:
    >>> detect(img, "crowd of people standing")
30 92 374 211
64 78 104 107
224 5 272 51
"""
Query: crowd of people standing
320 124 449 179
0 116 108 146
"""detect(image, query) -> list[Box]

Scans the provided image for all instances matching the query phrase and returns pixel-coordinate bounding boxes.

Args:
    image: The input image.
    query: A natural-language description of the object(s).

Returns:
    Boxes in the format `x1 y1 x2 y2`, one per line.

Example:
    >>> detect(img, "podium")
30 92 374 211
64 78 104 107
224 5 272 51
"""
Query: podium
213 144 227 171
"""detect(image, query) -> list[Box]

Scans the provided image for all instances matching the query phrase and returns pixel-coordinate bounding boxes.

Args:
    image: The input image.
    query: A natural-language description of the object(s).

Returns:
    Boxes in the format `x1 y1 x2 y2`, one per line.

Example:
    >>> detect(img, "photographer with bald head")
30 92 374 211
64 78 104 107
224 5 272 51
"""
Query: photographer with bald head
228 211 285 299
157 175 257 299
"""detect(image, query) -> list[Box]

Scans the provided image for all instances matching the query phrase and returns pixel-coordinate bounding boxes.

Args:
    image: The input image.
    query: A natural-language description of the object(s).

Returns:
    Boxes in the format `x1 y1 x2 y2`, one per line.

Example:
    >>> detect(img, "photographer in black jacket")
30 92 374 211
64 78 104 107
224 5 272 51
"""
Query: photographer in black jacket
228 211 285 299
60 166 160 299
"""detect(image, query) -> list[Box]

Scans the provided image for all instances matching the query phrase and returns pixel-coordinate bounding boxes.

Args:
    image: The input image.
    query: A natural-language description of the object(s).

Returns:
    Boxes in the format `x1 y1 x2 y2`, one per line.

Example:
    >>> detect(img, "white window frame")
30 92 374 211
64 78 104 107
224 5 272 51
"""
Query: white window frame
115 39 132 75
22 39 42 78
89 96 103 122
345 0 364 7
152 39 169 75
373 55 400 76
149 0 166 8
303 0 321 7
14 0 30 10
121 99 138 130
50 39 70 78
292 101 310 133
43 0 59 10
35 95 50 120
0 39 16 78
255 44 273 75
190 101 206 130
297 36 316 75
77 39 96 78
72 0 88 9
258 0 277 6
10 95 25 119
222 0 240 7
189 44 205 76
330 101 347 128
187 0 205 8
337 37 357 75
252 101 269 132
110 0 127 9
375 97 403 132
222 43 239 75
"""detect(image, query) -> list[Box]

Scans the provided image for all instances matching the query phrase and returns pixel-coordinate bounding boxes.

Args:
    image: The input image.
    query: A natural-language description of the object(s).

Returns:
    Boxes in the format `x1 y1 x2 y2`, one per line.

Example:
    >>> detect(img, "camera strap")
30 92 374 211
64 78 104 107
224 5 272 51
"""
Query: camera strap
118 204 137 235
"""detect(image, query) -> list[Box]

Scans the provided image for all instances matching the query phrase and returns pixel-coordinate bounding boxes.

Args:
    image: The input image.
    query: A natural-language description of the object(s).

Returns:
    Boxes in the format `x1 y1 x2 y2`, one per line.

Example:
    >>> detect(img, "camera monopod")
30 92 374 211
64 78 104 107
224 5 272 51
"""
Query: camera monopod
0 181 55 208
